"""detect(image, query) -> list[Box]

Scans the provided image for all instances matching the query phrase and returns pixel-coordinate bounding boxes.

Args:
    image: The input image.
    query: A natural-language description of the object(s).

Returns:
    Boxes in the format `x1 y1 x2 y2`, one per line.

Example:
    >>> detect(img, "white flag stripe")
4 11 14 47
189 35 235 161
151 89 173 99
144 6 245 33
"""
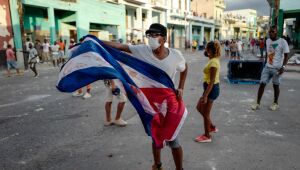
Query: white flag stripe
120 63 167 88
58 52 113 83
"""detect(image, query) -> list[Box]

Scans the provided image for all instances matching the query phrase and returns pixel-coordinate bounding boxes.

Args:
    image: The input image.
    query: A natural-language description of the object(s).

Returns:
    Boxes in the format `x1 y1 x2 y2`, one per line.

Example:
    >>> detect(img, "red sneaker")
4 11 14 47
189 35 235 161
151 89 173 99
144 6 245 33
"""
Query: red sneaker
194 135 212 143
210 127 218 133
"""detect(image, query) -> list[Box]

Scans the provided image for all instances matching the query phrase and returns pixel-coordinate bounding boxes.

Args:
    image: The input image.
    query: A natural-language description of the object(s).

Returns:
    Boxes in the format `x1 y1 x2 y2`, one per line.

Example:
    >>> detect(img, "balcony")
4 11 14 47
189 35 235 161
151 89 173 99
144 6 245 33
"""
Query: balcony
214 20 222 26
124 0 148 5
216 0 226 9
169 9 185 18
151 0 167 10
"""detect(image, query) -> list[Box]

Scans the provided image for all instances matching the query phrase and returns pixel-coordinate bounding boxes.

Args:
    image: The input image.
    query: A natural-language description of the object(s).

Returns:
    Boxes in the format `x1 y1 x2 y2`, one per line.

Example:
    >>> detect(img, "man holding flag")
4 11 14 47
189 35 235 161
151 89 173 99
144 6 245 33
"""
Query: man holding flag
103 23 188 170
57 23 188 170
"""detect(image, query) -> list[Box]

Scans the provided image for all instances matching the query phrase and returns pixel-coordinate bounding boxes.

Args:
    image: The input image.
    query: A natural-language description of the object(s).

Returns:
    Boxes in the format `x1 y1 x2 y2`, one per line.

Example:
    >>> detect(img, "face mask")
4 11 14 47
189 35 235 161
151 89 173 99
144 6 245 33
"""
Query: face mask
204 51 209 57
148 37 161 50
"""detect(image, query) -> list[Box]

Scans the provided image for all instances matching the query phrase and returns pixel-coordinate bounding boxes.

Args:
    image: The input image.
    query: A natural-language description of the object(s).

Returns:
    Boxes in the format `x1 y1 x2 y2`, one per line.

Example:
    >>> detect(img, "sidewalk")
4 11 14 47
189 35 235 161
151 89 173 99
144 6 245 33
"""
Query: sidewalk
286 64 300 73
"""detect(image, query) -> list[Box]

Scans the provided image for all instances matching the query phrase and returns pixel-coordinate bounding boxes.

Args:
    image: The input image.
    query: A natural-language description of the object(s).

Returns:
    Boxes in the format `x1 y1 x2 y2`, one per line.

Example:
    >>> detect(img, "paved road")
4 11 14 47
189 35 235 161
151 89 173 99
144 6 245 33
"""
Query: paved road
1 50 300 170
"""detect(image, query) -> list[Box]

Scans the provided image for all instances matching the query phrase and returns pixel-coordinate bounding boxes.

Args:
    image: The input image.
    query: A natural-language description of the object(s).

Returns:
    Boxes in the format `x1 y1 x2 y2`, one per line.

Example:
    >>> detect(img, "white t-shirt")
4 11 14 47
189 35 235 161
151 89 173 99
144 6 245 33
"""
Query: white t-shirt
237 41 243 51
29 48 38 62
42 43 50 53
51 44 60 54
129 44 186 82
266 38 290 68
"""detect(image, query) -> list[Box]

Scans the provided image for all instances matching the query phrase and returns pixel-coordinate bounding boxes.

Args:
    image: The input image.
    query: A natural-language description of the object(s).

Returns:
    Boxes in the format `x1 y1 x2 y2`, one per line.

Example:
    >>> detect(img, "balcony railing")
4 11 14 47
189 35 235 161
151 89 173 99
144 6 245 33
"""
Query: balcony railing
151 0 167 10
105 0 119 4
124 0 148 5
61 0 77 2
216 0 226 9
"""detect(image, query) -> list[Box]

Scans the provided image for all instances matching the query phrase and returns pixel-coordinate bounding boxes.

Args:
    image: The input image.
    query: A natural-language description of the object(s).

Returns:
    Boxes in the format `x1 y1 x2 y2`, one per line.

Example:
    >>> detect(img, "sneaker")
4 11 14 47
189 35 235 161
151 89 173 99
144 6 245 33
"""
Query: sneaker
16 73 23 76
114 118 128 127
34 74 39 78
251 103 260 110
270 103 279 111
195 135 212 143
72 91 83 97
83 93 92 99
152 164 163 170
104 120 113 126
210 126 218 133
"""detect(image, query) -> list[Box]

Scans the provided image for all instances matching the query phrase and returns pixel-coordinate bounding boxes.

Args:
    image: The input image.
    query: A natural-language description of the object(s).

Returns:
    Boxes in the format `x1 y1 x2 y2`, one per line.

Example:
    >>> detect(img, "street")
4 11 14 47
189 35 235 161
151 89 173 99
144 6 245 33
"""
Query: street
1 50 300 170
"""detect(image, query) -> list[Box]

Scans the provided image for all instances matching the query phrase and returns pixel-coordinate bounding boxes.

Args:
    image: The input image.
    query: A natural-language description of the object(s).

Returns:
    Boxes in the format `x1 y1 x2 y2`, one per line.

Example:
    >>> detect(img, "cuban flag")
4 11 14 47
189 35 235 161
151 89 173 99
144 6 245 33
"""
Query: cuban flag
57 35 188 148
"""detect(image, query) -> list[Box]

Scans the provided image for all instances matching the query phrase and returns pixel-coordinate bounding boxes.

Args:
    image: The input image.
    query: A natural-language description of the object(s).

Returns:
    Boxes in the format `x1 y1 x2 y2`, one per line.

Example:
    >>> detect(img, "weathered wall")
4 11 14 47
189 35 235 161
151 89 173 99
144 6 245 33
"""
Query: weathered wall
0 0 14 69
0 0 14 49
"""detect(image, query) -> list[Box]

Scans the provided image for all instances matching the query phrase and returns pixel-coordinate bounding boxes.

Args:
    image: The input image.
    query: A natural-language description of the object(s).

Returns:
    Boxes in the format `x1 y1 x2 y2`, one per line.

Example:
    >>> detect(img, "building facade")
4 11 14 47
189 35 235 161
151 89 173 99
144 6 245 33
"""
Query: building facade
222 9 257 41
257 16 270 38
190 0 225 41
123 0 167 44
5 0 126 69
2 0 228 69
166 0 190 48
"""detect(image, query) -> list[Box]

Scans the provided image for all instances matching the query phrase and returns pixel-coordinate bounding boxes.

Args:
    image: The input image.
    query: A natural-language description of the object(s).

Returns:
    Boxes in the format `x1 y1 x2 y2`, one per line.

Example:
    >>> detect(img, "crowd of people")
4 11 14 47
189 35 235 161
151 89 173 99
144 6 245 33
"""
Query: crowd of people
4 37 71 78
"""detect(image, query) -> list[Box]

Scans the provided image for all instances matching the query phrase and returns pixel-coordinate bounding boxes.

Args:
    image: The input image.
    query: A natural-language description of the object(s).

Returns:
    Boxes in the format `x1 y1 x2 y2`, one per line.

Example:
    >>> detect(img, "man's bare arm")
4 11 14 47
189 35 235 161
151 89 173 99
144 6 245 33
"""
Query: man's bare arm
102 41 131 53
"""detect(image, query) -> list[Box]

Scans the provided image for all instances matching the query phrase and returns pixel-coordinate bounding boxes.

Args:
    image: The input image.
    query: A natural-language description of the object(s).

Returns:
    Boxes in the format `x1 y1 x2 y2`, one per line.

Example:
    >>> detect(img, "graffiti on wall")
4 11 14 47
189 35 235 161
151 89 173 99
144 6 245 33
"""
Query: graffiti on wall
0 0 14 50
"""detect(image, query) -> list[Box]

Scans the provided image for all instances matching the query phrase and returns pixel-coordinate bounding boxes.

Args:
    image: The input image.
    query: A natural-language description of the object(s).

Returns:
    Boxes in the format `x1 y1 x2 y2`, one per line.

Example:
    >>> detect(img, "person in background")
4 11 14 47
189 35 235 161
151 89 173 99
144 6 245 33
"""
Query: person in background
195 41 221 143
259 38 265 59
72 37 93 99
6 44 22 77
118 38 123 44
28 43 39 77
50 41 60 67
230 40 238 60
192 40 198 52
69 39 76 49
104 80 128 126
203 37 207 48
42 39 50 63
224 40 230 57
35 39 43 62
57 39 65 65
250 38 255 54
24 38 33 69
237 39 243 60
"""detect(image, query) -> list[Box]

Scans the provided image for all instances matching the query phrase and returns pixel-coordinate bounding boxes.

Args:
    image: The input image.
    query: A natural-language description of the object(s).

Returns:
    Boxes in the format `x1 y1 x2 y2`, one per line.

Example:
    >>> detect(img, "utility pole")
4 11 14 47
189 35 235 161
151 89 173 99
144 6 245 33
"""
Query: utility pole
273 0 280 25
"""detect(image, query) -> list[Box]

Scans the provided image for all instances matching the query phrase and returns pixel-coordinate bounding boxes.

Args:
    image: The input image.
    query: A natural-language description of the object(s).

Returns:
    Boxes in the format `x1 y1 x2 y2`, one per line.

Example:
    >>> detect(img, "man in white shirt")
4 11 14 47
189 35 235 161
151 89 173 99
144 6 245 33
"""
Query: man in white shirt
251 25 290 111
237 38 243 60
103 23 188 170
24 38 33 69
51 41 60 67
28 43 39 77
42 39 50 63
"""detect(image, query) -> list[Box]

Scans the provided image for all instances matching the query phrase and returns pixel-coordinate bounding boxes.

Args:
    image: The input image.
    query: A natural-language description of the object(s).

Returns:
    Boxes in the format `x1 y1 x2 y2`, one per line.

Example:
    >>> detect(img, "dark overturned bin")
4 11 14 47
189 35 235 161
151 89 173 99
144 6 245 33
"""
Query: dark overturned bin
227 60 264 84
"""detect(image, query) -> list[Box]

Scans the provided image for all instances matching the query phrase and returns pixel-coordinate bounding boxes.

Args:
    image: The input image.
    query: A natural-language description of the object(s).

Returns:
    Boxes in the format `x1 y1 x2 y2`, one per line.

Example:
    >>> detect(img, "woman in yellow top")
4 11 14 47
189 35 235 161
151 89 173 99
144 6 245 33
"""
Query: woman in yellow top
192 40 198 52
195 41 221 143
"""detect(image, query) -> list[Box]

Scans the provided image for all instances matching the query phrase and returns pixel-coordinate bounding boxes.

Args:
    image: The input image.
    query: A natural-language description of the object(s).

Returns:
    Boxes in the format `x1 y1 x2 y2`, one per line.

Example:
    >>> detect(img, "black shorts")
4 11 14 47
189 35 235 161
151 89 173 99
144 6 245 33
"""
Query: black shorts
203 83 220 101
